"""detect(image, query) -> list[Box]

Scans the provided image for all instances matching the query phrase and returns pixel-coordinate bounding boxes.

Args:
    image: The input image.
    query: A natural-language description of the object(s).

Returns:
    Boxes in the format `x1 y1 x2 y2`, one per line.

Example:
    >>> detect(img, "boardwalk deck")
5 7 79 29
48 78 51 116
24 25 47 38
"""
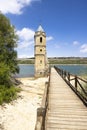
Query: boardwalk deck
45 67 87 130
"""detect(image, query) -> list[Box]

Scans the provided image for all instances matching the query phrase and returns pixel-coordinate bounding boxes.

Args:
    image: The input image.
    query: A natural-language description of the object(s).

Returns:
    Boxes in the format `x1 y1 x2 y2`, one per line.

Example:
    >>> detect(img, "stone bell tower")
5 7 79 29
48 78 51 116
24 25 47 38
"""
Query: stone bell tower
34 25 48 77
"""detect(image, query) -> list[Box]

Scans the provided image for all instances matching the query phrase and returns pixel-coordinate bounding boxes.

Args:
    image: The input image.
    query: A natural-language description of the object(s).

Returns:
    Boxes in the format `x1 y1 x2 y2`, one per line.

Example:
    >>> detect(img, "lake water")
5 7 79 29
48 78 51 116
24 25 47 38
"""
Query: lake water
15 64 87 78
15 64 34 78
56 65 87 76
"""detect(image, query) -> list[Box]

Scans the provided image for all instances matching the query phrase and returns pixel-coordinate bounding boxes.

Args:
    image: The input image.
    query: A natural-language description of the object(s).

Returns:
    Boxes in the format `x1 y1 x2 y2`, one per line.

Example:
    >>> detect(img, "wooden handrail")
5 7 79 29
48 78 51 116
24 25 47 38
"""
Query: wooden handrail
35 67 51 130
54 66 87 106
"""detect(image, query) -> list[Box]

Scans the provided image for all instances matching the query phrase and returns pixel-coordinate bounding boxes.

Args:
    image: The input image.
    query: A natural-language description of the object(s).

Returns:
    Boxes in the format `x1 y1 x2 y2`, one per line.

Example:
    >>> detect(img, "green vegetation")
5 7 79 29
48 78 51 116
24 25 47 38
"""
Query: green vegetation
17 57 87 64
0 13 20 105
18 59 34 64
48 57 87 64
0 85 21 105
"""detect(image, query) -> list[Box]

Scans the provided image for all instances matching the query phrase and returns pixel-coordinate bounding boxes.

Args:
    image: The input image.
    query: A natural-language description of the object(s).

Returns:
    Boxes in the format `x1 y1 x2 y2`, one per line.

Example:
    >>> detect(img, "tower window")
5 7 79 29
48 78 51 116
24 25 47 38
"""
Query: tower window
40 49 42 52
40 37 42 43
40 72 42 75
40 60 42 64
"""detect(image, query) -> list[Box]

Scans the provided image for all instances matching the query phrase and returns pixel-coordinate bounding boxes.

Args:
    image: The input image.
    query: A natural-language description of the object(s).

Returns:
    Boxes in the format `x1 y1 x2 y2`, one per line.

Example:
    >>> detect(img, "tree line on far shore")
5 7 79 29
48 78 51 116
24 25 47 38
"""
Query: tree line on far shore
18 57 87 64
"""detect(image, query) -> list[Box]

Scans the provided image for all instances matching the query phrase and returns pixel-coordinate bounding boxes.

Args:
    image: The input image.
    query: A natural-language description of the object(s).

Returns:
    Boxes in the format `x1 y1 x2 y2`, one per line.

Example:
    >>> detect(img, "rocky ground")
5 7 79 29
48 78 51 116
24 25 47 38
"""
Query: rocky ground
0 77 48 130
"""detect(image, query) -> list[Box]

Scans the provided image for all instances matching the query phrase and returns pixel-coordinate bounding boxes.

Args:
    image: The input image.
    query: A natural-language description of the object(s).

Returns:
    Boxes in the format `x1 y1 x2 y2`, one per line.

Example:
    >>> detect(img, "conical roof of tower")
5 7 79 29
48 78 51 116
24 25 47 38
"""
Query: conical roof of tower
37 25 44 32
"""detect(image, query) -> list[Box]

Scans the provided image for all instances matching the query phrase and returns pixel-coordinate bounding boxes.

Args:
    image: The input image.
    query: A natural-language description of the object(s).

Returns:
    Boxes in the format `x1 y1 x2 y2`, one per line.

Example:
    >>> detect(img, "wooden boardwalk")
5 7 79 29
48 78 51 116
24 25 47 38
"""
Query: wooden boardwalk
45 67 87 130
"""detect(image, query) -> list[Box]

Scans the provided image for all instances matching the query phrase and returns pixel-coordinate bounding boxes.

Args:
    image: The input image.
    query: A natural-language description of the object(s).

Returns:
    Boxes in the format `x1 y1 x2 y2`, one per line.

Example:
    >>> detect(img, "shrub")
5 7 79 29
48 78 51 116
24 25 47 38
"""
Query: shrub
0 85 21 105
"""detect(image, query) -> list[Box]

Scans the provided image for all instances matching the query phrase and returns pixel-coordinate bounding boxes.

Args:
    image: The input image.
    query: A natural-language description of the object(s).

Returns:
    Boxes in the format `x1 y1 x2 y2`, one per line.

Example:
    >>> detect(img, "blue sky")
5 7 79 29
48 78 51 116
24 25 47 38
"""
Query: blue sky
0 0 87 58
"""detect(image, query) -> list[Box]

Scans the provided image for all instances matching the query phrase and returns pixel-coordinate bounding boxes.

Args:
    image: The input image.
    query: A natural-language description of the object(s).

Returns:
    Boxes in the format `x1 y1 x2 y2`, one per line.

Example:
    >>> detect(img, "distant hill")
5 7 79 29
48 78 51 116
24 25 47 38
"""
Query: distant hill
17 57 87 64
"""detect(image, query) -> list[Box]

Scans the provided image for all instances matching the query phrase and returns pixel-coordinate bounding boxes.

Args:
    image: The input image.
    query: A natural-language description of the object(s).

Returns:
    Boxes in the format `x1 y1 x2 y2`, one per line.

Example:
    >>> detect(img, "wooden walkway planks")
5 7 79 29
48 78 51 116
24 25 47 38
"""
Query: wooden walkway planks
45 67 87 130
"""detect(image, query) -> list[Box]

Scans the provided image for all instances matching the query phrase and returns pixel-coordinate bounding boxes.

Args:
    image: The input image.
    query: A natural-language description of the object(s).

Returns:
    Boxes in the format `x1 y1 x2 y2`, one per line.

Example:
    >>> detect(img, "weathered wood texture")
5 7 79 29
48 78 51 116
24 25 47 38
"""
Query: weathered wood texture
35 80 50 130
45 67 87 130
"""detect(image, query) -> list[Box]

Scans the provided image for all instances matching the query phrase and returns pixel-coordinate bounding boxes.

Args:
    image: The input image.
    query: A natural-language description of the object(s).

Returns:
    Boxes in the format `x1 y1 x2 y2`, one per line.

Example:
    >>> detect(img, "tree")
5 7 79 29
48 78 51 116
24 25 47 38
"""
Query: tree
0 13 19 86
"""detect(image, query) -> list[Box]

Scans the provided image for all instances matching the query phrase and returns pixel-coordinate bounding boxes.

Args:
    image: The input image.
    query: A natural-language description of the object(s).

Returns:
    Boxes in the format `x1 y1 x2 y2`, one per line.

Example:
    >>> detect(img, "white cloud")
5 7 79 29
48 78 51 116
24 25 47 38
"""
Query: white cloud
80 44 87 53
47 36 53 41
17 27 54 58
18 54 33 58
17 28 34 40
73 41 80 45
17 27 34 49
0 0 40 14
18 41 34 49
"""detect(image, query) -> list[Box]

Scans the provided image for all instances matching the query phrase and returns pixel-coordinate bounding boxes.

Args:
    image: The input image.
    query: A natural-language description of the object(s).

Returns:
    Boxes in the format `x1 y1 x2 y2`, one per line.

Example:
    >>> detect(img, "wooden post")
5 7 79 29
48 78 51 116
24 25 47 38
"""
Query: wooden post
61 70 63 78
75 76 77 92
35 107 46 130
68 73 70 82
64 71 66 79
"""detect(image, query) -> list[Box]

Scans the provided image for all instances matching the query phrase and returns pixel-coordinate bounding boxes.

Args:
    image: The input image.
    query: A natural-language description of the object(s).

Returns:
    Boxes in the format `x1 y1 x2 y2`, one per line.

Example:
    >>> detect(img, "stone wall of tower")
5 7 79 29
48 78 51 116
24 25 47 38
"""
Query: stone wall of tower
34 27 48 77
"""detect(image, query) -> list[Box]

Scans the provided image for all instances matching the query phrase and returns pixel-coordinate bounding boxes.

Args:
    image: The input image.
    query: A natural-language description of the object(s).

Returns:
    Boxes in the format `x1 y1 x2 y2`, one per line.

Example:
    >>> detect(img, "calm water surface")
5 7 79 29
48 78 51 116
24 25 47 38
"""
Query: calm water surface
56 65 87 76
15 64 34 78
16 64 87 78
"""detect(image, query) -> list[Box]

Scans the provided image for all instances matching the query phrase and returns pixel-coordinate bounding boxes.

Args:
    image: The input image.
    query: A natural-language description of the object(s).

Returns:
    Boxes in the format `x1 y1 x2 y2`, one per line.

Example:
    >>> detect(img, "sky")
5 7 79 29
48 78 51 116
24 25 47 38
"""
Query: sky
0 0 87 58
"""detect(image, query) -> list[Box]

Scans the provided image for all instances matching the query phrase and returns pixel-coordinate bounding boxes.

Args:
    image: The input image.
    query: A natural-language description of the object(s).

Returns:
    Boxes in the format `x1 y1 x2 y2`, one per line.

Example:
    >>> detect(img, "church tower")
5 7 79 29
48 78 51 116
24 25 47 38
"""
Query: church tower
34 25 48 77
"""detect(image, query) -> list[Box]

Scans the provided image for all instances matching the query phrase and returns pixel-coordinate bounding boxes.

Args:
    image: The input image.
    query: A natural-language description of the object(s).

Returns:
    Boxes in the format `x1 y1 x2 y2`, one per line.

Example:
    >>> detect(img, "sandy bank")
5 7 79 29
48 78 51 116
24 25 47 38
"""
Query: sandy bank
0 77 48 130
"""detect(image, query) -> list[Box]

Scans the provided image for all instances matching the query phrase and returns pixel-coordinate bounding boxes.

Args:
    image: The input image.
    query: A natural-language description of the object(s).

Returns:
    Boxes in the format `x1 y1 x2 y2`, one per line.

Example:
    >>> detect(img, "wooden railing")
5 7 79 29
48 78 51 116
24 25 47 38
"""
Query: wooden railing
35 68 51 130
54 66 87 106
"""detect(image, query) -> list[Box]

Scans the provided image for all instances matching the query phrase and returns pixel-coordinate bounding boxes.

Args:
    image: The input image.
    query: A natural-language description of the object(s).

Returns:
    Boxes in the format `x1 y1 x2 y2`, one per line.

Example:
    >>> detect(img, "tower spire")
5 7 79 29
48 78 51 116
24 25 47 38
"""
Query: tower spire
37 25 44 32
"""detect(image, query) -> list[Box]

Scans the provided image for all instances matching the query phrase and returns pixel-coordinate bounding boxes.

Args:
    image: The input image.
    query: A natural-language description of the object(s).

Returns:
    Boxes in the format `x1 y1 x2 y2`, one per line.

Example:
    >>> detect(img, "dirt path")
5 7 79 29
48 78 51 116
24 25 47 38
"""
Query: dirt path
0 77 48 130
